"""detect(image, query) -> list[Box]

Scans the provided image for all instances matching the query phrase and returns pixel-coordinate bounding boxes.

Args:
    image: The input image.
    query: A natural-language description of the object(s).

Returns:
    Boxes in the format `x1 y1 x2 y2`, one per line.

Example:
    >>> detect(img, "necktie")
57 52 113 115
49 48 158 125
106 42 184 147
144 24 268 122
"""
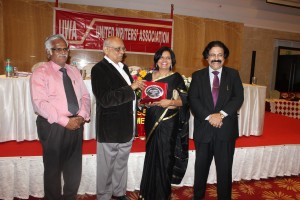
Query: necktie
212 71 220 107
60 68 79 115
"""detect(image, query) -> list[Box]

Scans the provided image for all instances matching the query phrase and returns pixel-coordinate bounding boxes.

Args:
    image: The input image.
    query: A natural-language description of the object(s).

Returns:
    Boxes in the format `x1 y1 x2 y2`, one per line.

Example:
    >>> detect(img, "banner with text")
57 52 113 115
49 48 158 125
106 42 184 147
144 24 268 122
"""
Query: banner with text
54 8 173 54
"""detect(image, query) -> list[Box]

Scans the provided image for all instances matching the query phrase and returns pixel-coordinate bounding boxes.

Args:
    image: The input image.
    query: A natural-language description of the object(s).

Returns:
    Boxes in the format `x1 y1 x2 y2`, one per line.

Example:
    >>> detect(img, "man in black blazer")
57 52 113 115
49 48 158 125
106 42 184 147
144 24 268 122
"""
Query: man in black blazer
188 41 244 200
91 36 144 200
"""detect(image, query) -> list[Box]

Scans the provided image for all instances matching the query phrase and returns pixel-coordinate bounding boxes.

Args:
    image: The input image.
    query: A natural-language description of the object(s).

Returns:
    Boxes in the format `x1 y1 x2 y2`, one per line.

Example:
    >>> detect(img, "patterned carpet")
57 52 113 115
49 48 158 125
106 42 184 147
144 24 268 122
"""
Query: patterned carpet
160 176 300 200
17 175 300 200
124 176 300 200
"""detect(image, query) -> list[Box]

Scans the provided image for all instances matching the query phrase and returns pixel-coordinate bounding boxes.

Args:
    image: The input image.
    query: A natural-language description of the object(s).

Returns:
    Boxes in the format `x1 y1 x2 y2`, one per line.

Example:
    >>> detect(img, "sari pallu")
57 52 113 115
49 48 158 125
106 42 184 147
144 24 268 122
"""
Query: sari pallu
171 89 190 184
138 72 189 200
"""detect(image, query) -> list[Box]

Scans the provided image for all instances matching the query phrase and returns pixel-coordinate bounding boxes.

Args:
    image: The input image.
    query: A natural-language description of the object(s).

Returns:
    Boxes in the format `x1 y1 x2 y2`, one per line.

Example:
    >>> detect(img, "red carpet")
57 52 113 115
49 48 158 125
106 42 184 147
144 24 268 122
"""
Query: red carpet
1 112 300 157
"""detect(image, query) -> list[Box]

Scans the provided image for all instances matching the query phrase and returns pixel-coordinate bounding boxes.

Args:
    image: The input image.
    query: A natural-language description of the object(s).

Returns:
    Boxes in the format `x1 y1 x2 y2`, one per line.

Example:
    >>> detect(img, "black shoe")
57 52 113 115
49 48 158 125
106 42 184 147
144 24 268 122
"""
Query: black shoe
191 196 203 200
112 195 130 200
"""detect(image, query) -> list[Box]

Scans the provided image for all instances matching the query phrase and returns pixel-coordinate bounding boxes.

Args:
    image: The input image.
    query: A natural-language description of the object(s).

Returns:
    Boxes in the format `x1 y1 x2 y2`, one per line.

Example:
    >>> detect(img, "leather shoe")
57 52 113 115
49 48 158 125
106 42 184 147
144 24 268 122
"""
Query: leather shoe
112 195 130 200
191 196 203 200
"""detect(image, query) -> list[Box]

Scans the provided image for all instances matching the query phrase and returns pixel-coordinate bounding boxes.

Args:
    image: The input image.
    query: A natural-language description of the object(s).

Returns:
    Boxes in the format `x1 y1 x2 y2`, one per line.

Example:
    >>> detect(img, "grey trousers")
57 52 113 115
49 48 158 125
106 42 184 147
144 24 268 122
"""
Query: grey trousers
96 138 133 200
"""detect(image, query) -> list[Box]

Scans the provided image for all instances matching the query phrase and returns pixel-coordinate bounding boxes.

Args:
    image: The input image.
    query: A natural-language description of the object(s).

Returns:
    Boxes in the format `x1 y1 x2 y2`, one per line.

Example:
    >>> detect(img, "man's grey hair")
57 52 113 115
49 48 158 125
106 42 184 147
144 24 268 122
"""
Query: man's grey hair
44 34 68 51
103 38 111 51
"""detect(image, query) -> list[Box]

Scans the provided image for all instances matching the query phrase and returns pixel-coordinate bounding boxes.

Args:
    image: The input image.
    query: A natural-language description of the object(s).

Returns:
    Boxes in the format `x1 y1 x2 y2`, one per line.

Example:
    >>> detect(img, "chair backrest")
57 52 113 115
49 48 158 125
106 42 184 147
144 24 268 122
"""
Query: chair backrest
269 90 280 99
31 62 46 72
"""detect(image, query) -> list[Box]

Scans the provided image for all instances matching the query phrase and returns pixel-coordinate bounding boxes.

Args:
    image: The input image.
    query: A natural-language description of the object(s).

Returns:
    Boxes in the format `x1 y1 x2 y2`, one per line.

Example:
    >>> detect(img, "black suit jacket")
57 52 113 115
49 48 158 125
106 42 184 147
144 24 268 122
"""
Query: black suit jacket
91 58 135 143
188 66 244 143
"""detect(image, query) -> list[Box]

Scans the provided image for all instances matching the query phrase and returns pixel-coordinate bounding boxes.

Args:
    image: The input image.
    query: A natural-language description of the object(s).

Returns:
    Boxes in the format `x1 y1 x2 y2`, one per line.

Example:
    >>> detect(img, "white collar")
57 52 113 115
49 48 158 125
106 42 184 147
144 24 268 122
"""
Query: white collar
104 56 124 68
209 66 222 74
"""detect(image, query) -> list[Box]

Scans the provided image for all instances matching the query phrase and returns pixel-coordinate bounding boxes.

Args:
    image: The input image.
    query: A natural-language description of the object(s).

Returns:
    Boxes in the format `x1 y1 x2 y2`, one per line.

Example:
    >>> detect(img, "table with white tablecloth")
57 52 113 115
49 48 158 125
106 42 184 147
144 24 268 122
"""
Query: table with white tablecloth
0 75 96 142
189 83 267 138
2 76 300 200
1 77 267 142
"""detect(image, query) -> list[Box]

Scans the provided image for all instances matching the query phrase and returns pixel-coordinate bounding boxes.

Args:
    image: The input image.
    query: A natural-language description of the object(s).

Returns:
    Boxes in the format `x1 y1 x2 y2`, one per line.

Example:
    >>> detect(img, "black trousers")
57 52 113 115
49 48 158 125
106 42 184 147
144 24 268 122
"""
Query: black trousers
193 136 235 200
36 116 83 200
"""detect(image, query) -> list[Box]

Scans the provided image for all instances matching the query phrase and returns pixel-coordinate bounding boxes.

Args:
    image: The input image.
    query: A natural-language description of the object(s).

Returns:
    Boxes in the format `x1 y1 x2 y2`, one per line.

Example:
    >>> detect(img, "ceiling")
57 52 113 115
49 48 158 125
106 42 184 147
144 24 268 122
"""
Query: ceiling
266 0 300 9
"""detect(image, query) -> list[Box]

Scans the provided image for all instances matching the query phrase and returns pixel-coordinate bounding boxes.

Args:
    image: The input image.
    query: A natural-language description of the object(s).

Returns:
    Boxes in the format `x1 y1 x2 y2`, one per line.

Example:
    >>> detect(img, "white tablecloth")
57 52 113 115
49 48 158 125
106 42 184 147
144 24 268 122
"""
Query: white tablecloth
1 77 299 200
0 75 96 142
0 77 266 142
189 83 267 138
1 145 300 200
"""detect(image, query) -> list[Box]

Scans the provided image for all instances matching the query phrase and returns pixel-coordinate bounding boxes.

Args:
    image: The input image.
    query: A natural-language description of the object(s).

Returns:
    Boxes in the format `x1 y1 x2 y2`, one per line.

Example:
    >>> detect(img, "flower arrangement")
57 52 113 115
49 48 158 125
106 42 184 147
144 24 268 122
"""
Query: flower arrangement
182 75 192 89
128 66 150 99
129 66 148 80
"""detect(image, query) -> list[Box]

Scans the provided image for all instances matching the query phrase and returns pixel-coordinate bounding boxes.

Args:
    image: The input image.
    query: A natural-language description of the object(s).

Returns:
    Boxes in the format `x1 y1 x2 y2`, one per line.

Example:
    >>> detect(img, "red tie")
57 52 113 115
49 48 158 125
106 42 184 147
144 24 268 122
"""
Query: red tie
212 71 219 107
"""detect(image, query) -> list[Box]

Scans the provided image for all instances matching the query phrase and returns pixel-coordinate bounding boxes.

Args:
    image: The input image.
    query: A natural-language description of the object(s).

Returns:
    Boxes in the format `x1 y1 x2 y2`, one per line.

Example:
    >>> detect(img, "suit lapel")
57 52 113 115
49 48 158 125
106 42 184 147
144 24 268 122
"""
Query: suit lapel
216 67 228 109
104 59 131 85
123 65 134 83
203 68 215 109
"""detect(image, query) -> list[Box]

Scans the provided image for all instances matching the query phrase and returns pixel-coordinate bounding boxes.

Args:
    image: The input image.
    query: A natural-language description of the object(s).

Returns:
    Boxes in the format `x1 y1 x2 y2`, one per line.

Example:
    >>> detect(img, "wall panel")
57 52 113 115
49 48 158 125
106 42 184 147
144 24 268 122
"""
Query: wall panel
0 0 4 74
241 27 300 94
3 0 52 72
172 15 206 76
1 0 243 77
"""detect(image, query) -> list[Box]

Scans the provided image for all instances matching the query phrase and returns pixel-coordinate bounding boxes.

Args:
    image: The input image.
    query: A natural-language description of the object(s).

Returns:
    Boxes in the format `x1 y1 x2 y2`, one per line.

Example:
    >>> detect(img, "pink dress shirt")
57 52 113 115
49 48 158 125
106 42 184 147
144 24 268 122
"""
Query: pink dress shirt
30 61 91 127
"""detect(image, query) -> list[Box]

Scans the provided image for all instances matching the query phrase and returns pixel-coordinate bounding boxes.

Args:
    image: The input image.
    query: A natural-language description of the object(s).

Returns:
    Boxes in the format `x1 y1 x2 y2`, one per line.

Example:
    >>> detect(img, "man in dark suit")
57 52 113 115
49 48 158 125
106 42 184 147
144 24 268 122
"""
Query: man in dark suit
188 41 244 200
91 36 144 200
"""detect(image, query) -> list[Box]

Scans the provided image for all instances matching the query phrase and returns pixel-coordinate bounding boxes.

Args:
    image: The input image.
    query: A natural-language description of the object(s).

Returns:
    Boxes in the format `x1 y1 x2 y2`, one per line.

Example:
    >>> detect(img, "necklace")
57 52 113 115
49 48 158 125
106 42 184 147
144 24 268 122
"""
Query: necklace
157 71 171 79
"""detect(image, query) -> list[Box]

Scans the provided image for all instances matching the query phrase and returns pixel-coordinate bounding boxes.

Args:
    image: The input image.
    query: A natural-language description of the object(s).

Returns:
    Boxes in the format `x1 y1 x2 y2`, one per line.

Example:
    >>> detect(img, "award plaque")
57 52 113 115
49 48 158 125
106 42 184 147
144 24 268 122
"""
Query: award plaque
140 81 168 104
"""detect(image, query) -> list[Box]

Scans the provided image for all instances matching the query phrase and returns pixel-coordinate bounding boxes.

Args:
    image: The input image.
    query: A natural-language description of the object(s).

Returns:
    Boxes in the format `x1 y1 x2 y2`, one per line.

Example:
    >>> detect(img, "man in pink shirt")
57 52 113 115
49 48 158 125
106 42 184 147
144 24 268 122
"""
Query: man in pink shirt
30 34 91 200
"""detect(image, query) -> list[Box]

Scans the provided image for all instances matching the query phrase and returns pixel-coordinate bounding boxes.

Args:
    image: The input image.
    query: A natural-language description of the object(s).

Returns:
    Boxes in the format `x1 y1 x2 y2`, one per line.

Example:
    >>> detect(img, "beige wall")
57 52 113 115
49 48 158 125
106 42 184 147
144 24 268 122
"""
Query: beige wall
0 1 4 69
1 0 300 96
241 27 300 94
1 0 52 73
0 0 243 75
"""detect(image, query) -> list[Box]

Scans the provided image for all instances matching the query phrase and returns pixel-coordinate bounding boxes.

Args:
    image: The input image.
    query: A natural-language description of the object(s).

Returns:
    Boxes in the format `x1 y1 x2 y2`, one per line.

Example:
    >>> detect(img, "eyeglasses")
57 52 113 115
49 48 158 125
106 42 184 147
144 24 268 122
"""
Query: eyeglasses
208 53 224 58
51 48 69 53
107 46 126 52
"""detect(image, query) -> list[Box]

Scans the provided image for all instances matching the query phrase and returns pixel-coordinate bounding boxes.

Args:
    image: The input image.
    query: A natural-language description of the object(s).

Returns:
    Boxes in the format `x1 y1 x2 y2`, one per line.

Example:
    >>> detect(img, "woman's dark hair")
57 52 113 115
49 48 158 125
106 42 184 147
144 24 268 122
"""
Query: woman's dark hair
154 46 176 70
202 41 230 59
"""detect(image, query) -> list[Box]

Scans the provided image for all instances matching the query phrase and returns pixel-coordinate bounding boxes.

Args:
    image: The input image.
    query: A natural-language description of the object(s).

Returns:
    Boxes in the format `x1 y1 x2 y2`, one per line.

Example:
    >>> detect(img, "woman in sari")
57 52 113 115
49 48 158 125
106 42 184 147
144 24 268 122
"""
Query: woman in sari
138 47 190 200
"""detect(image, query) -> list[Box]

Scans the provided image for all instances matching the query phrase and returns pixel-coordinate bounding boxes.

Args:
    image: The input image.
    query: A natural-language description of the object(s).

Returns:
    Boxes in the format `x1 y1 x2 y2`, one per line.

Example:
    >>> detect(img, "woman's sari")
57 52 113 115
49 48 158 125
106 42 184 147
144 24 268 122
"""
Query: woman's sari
138 72 189 200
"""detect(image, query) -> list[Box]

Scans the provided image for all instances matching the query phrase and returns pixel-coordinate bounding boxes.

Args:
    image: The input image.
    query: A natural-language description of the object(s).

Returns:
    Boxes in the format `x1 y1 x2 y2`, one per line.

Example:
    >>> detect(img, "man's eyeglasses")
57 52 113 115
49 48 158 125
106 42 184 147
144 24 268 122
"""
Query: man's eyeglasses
208 54 224 58
51 48 69 53
107 46 126 52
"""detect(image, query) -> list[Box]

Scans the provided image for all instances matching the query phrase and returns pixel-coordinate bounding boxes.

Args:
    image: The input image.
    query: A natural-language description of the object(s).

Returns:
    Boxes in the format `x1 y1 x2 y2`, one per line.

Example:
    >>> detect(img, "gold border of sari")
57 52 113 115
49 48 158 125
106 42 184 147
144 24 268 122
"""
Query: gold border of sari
152 72 174 82
146 109 178 144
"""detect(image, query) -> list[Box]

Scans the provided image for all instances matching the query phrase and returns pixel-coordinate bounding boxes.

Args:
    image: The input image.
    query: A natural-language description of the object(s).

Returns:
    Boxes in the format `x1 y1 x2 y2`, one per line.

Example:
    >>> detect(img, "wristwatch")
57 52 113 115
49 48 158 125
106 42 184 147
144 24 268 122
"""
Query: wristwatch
219 113 225 119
